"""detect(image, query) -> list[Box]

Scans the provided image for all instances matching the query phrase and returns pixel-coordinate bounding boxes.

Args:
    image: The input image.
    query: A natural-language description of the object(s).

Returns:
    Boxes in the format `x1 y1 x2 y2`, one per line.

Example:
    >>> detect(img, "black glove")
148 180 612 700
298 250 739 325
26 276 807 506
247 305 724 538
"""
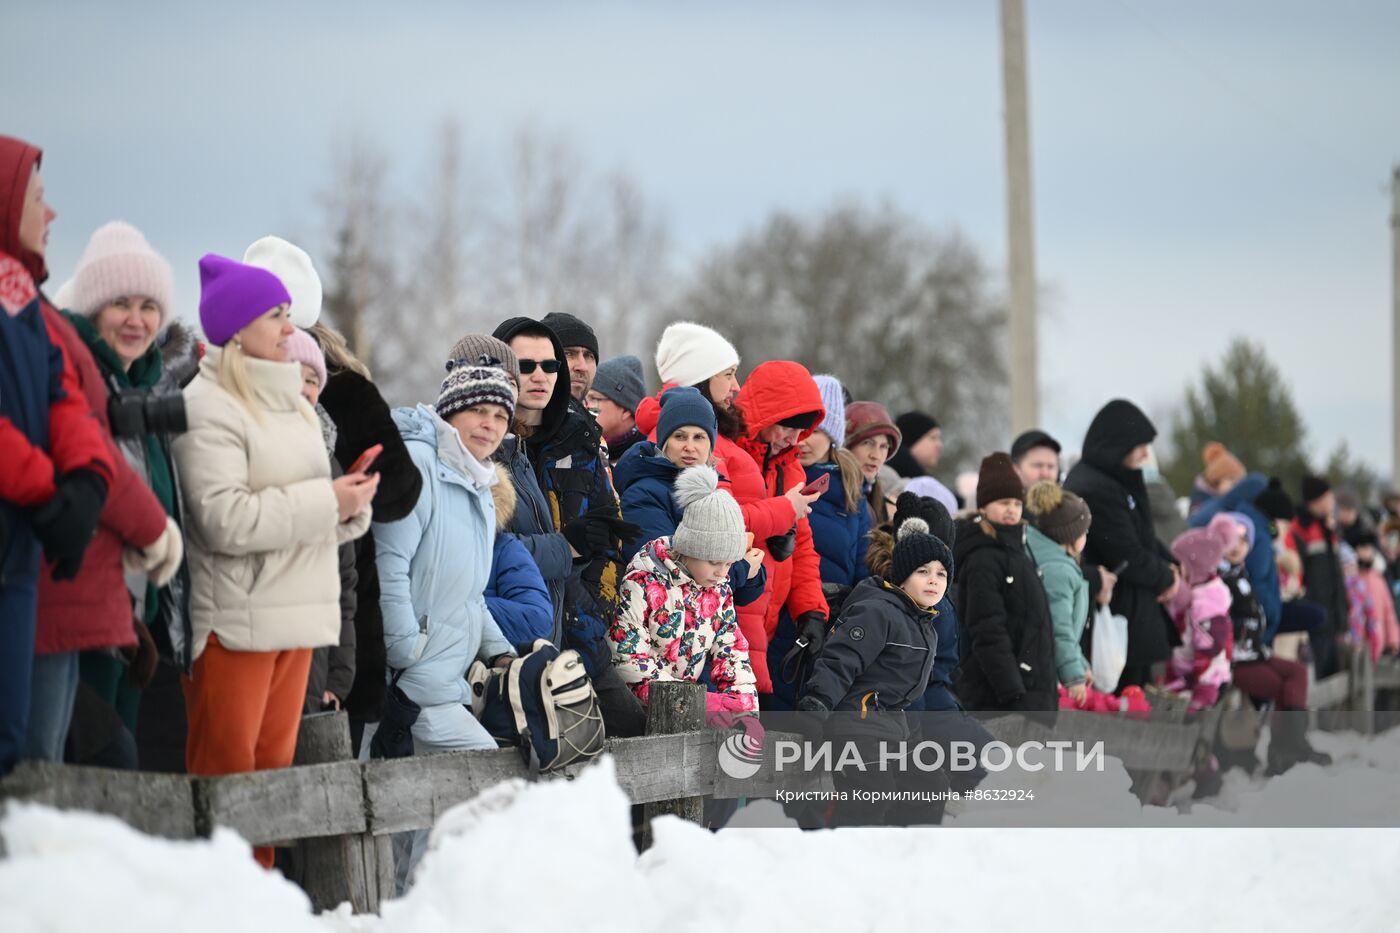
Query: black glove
562 506 644 561
32 469 108 581
820 582 852 620
796 611 828 660
765 524 797 562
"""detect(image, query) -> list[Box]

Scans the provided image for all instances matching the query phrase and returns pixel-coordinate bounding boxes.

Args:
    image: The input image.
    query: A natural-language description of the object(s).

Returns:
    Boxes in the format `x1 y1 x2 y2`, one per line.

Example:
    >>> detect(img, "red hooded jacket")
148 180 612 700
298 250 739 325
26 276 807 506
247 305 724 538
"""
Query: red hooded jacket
734 361 829 691
0 137 113 517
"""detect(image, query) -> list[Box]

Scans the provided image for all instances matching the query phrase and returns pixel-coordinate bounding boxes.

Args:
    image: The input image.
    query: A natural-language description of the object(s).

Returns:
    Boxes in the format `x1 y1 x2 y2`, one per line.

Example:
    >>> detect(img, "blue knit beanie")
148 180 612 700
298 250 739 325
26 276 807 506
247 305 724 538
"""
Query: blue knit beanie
812 375 847 447
656 385 716 447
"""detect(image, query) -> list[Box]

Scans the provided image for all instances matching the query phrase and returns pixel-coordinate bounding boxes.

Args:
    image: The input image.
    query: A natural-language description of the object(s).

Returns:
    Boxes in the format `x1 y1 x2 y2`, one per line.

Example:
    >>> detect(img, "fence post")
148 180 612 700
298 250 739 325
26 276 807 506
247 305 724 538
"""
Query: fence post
639 681 706 848
279 711 388 914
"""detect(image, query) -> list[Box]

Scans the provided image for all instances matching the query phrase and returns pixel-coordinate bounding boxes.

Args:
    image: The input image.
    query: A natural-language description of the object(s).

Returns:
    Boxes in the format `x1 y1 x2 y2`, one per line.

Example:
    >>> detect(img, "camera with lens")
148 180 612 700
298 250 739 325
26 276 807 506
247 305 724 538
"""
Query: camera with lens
108 389 188 438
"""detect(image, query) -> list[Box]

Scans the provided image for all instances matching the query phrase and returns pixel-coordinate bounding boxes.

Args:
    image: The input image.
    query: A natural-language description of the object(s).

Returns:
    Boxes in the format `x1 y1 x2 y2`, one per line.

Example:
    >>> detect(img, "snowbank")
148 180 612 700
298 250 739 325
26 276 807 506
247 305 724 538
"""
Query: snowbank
4 727 1399 932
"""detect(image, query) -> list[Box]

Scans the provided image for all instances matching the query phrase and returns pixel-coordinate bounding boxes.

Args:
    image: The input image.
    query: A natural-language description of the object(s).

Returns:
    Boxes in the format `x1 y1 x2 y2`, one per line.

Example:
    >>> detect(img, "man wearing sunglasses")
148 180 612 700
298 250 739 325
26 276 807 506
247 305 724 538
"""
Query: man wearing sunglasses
491 316 646 737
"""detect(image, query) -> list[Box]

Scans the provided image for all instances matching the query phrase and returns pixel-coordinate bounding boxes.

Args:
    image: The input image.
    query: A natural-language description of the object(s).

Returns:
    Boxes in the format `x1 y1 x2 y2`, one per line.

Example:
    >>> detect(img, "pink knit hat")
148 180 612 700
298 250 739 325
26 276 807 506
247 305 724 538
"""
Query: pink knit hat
284 327 326 389
69 221 174 321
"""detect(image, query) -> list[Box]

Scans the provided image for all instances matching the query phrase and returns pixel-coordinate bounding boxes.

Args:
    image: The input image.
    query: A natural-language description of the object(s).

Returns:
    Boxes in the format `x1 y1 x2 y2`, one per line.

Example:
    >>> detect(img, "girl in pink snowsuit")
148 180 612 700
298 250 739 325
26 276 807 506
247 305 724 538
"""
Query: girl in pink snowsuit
1167 522 1235 712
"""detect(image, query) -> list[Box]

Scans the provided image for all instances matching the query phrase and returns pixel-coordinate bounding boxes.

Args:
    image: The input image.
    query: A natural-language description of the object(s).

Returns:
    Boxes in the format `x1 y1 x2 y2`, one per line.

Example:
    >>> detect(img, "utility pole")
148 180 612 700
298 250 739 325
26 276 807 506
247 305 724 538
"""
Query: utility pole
1001 0 1039 433
1391 166 1399 485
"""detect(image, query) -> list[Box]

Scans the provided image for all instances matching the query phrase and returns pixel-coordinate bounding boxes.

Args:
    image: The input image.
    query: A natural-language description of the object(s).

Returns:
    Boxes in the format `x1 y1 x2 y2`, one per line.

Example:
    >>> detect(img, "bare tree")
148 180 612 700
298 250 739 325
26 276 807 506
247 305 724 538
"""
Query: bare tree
317 129 399 385
669 202 1008 472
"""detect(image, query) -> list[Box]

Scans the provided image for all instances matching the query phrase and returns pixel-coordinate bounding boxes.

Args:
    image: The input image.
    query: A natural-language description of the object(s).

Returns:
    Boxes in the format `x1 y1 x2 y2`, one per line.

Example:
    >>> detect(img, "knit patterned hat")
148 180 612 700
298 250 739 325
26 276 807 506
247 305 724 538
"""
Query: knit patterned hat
243 236 322 328
436 362 517 422
811 375 848 447
198 254 291 347
655 321 740 388
541 311 598 358
594 354 645 413
1025 481 1091 545
976 452 1025 508
69 221 174 322
657 385 717 446
284 327 326 389
890 516 954 586
448 333 519 381
1202 442 1246 488
672 465 747 563
844 400 902 455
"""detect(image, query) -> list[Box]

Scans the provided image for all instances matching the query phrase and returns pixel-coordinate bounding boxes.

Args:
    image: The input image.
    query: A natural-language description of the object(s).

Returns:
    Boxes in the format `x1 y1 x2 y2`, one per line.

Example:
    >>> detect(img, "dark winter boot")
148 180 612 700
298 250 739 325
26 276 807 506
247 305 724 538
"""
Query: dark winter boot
1266 709 1332 776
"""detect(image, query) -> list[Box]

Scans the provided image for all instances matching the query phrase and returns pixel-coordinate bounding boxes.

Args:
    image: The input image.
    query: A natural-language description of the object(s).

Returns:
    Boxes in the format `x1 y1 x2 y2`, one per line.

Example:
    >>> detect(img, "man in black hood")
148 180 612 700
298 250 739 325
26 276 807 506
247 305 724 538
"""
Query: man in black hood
491 317 644 736
1064 399 1181 690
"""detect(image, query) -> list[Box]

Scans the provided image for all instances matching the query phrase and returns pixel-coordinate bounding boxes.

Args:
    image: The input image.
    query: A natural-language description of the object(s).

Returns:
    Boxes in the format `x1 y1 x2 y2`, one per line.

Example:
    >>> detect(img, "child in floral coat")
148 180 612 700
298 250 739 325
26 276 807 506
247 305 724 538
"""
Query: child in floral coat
609 465 760 712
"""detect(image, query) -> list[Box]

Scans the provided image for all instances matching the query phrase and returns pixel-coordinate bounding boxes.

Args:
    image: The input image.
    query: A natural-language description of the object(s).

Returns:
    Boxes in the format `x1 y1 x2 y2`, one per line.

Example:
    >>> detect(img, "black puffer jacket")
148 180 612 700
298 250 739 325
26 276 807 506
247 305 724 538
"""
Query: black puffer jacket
952 519 1057 711
319 367 423 723
1063 399 1177 682
804 576 937 716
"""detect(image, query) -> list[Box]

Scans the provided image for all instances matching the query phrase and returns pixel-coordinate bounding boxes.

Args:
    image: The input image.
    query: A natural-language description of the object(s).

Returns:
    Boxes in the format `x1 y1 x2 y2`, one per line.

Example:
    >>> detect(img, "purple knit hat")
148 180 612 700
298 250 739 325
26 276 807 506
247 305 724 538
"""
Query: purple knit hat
198 253 291 347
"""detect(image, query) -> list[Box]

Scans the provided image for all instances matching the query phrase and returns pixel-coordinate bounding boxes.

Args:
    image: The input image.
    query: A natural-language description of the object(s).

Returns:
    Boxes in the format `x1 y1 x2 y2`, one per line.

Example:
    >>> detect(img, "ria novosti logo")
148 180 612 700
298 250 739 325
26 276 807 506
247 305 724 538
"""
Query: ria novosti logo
717 728 765 780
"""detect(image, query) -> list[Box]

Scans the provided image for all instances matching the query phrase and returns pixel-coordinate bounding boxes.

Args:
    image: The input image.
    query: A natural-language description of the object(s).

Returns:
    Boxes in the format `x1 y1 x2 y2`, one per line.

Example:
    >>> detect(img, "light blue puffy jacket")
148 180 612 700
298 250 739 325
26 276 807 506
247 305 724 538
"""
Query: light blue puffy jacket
373 404 513 708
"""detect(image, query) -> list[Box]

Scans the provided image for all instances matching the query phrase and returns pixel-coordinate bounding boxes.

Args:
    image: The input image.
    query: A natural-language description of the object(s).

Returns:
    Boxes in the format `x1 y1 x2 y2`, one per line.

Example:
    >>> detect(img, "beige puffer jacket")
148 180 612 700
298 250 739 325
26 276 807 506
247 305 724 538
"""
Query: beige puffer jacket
173 350 371 661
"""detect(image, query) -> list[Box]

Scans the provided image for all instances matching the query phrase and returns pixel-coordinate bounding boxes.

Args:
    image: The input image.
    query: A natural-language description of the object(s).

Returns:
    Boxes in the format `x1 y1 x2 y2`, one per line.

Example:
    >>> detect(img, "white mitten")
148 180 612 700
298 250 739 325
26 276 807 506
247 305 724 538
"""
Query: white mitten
123 516 184 586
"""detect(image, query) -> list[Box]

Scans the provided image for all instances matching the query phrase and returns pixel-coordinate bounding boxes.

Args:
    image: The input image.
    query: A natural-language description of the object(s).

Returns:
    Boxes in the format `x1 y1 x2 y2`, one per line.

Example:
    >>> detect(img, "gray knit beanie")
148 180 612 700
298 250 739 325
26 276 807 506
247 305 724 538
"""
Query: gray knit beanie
671 465 747 563
594 354 645 413
448 333 520 382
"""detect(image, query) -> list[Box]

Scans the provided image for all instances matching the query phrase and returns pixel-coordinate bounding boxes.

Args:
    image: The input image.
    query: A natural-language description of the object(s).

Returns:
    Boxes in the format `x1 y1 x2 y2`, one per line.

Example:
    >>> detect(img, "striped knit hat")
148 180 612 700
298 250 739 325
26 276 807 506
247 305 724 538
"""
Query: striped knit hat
437 361 516 422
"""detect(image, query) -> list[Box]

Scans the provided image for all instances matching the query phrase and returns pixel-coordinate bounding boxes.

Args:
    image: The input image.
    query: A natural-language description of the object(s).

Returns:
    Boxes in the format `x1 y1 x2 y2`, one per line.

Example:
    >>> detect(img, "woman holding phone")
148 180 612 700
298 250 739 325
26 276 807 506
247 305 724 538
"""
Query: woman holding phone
174 255 375 868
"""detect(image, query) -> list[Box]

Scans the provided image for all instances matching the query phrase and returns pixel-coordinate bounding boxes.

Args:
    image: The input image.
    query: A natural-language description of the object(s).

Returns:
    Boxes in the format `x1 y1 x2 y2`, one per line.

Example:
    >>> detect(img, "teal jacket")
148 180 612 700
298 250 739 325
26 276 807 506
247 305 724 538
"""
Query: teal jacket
1025 525 1090 686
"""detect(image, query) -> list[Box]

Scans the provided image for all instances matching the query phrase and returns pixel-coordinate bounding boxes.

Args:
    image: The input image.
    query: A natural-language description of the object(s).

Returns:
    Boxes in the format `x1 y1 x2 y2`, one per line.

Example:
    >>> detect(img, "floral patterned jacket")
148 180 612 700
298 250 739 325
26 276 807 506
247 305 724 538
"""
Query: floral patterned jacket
608 536 757 709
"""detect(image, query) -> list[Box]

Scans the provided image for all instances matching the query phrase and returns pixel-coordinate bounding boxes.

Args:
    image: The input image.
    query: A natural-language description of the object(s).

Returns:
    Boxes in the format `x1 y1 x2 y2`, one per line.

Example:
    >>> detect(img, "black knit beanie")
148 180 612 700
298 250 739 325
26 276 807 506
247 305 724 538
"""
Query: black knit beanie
890 516 954 585
1300 474 1331 506
540 312 598 358
892 491 955 549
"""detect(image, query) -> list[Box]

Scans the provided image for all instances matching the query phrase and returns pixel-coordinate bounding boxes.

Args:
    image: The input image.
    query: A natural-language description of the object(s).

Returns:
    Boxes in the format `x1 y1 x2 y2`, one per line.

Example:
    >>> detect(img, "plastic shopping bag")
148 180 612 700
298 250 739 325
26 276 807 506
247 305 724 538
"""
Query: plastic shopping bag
1091 604 1129 694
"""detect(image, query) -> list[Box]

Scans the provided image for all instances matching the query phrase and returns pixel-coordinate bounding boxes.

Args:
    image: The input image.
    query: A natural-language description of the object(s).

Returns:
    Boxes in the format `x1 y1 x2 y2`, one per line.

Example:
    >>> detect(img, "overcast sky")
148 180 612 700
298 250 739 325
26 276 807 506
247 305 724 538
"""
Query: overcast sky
8 0 1398 477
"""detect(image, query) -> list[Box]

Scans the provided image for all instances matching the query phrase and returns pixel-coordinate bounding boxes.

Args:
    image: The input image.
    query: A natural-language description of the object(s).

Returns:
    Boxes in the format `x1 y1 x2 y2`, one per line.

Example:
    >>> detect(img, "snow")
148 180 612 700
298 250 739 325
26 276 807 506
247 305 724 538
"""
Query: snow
4 727 1399 933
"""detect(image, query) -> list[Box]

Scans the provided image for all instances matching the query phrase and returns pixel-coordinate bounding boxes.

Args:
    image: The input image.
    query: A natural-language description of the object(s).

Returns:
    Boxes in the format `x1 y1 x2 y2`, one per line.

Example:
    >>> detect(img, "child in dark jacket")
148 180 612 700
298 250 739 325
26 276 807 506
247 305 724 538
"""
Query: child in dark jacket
952 453 1056 713
798 516 953 825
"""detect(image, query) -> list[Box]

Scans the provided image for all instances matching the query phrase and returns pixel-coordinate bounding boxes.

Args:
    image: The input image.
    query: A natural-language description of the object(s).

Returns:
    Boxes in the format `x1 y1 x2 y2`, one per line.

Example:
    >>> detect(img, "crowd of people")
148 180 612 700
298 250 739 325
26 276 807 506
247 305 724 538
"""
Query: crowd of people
5 130 1399 855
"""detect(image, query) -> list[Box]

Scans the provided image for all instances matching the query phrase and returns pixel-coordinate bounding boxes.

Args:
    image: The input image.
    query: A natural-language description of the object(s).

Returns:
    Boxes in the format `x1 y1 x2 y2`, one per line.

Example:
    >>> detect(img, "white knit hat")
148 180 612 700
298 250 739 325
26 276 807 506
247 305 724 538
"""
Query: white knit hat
812 374 847 447
671 465 747 563
68 221 174 321
655 321 739 389
243 235 323 328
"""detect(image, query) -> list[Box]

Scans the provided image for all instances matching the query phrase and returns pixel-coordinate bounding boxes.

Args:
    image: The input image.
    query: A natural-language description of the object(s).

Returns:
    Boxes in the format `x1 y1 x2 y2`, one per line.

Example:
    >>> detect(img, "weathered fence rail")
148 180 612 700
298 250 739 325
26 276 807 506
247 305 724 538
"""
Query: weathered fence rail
3 662 1397 912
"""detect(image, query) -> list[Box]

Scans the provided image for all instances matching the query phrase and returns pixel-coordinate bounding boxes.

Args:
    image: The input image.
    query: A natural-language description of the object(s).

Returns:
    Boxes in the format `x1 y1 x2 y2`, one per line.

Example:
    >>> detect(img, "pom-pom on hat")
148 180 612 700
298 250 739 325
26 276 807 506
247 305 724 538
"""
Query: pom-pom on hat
671 465 747 563
1025 481 1091 545
69 221 174 321
890 516 954 587
198 254 291 347
243 236 322 328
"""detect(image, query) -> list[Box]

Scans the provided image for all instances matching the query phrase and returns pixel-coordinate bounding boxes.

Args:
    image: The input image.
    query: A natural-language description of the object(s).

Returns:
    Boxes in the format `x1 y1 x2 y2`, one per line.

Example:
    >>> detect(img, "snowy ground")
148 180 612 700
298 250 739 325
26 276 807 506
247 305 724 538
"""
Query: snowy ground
3 727 1398 933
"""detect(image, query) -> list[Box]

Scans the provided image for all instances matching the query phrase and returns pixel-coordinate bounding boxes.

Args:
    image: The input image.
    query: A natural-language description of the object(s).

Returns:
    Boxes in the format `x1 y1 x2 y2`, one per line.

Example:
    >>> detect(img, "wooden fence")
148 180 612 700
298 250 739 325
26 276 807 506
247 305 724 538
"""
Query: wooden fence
3 661 1397 914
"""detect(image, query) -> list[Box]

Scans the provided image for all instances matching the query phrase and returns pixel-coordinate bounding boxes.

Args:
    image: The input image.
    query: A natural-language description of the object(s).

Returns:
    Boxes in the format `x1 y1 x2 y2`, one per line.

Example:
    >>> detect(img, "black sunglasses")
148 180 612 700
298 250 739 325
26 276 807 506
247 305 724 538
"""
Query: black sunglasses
519 359 562 374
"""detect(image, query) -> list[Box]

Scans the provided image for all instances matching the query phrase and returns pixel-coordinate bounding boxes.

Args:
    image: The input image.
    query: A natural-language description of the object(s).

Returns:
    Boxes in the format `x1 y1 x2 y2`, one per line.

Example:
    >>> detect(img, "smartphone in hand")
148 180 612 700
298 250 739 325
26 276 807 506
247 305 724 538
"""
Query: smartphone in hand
800 473 830 497
348 443 384 475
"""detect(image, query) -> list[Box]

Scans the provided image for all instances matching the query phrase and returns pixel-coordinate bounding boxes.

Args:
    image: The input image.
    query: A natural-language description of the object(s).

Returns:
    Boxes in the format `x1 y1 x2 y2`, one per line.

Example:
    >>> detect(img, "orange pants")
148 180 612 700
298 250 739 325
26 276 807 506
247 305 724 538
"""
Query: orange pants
183 633 312 869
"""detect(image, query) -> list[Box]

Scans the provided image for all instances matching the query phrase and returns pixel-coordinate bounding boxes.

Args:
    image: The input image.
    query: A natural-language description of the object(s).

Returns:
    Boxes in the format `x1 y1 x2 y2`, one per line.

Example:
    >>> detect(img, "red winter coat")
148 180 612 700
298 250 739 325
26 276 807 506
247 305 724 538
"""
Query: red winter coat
0 136 114 510
735 361 829 691
636 383 798 691
34 302 165 654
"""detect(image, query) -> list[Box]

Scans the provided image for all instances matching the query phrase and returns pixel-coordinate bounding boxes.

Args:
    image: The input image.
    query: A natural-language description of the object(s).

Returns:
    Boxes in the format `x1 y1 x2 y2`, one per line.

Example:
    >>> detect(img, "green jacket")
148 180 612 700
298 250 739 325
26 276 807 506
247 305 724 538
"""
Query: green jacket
1025 525 1090 686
